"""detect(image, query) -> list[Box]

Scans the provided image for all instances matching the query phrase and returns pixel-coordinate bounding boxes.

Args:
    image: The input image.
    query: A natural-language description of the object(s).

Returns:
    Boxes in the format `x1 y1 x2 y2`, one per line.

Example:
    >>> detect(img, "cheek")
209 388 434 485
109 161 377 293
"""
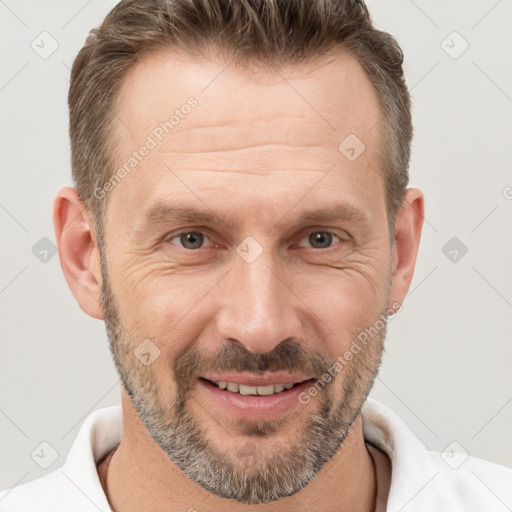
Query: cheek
292 260 389 351
115 262 222 355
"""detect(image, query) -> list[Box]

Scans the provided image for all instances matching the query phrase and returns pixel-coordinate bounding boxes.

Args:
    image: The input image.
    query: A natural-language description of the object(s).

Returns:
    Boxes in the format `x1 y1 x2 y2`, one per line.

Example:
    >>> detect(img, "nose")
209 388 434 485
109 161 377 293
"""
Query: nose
215 247 303 354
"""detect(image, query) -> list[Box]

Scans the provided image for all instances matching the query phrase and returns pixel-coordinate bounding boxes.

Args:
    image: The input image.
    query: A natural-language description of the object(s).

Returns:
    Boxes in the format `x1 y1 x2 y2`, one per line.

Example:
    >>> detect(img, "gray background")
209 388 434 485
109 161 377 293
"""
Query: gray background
1 0 511 492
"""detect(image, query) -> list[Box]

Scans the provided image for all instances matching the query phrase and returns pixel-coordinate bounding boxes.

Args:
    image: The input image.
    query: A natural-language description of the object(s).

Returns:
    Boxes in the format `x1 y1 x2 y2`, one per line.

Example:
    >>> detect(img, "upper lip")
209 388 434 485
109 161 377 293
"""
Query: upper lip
200 372 314 387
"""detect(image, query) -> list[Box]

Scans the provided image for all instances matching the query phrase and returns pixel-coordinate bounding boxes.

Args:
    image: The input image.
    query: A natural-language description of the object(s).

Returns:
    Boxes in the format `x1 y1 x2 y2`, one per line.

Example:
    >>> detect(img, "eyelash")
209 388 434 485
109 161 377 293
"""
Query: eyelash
164 229 346 251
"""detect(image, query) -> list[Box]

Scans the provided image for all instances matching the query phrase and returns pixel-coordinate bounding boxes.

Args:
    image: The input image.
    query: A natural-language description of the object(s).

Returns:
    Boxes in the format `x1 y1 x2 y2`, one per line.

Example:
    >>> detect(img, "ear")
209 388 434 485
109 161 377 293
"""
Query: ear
53 187 104 320
388 188 425 309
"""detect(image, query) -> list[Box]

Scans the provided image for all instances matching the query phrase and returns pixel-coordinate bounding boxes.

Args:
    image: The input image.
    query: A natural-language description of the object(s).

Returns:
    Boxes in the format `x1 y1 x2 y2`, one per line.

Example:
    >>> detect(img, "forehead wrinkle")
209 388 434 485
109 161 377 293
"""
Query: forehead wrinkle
158 142 333 155
129 116 340 155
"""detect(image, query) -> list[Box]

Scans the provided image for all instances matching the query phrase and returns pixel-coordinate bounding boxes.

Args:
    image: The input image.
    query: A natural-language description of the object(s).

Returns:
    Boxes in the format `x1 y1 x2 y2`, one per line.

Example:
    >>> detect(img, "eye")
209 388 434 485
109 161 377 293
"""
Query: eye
165 229 346 251
298 231 342 249
167 231 212 250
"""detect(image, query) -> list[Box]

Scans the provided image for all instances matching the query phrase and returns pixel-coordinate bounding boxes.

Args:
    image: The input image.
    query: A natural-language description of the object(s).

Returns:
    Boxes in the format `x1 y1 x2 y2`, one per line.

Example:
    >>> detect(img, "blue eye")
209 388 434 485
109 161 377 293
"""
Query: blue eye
168 231 211 250
300 231 341 249
166 229 343 251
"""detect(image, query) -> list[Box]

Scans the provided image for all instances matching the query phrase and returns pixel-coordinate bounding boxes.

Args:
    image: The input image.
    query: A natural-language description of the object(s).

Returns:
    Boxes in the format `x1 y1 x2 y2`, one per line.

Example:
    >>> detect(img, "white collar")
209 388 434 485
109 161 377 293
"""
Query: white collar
3 397 510 511
61 397 435 510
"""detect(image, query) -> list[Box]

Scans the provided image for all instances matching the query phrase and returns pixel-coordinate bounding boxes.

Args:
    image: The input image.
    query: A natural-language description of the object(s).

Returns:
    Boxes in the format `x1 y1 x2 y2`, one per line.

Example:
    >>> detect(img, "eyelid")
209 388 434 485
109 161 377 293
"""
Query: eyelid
164 227 350 250
165 229 217 249
295 229 348 249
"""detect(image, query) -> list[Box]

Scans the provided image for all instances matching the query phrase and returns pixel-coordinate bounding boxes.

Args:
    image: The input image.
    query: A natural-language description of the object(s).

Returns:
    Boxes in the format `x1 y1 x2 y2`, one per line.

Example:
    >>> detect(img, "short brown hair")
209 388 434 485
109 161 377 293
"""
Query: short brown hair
69 0 411 242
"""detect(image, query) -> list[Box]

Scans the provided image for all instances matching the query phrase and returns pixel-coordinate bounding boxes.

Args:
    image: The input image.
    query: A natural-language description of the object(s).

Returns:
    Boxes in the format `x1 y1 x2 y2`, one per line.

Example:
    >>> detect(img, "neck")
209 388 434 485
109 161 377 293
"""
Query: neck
99 389 379 512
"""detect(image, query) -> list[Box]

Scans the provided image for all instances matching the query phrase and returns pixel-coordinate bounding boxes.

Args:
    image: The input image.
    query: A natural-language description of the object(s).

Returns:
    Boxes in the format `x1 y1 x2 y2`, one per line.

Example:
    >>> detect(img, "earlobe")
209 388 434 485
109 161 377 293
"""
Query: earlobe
53 187 104 320
388 188 425 307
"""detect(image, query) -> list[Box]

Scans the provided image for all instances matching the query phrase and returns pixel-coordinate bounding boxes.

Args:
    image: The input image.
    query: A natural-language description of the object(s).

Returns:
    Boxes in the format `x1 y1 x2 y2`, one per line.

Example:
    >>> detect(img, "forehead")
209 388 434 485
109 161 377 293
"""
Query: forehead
106 48 385 233
114 48 381 146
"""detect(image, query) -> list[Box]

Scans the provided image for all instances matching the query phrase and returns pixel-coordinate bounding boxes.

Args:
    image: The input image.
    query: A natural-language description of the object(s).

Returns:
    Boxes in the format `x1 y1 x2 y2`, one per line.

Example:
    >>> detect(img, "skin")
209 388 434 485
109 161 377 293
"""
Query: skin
54 48 423 511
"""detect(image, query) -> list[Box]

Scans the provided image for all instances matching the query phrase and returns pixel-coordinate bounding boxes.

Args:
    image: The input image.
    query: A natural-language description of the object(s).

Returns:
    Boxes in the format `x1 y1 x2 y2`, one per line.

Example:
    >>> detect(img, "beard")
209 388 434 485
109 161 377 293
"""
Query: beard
99 250 388 504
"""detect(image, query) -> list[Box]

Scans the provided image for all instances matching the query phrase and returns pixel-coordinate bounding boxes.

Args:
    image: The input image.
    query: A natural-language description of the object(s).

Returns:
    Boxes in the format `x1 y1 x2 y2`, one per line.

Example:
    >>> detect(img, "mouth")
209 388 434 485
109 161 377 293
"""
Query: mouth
197 374 316 420
203 379 303 395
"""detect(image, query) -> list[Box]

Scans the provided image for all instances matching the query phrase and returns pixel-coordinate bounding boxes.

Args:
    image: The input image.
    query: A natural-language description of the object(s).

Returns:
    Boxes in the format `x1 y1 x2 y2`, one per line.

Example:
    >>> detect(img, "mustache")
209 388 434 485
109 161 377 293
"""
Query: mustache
173 340 332 394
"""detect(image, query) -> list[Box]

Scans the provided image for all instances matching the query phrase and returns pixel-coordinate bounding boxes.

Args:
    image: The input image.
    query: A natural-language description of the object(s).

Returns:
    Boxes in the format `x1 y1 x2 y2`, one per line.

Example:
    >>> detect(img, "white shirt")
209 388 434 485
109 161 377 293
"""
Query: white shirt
1 398 511 511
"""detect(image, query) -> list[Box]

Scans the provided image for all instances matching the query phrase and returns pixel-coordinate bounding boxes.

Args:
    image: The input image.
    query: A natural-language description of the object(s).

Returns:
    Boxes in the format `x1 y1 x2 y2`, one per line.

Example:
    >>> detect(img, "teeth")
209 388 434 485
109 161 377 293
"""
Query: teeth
214 381 297 395
239 384 258 395
256 385 275 396
226 382 239 393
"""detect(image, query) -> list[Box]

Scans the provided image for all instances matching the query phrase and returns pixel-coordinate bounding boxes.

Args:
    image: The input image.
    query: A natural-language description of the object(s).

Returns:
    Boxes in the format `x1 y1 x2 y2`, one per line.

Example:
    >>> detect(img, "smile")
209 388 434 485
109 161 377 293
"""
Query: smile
197 374 316 419
210 381 296 395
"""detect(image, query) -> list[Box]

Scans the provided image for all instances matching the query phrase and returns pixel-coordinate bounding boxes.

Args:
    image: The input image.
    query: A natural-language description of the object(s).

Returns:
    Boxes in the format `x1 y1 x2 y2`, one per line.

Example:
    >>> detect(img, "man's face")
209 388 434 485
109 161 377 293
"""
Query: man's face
99 50 394 504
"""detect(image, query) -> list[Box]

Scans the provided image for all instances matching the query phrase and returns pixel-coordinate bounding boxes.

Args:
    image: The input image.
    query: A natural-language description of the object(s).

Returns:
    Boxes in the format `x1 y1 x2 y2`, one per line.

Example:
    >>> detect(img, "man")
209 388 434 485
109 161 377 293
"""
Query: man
1 0 510 510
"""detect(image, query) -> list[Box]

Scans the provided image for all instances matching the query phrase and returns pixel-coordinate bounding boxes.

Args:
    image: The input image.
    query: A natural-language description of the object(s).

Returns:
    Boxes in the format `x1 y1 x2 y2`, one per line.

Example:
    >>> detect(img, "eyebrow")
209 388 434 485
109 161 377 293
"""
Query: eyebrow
277 204 370 228
140 205 236 230
136 202 370 235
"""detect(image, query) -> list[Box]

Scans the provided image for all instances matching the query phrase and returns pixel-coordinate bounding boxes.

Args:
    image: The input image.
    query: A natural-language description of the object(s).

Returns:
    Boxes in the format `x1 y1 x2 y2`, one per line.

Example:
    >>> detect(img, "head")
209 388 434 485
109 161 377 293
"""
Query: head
55 0 424 505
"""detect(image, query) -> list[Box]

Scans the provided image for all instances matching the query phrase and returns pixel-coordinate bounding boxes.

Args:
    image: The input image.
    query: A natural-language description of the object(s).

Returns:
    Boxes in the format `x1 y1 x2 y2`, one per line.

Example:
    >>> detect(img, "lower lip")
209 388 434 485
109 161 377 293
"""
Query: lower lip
197 378 315 420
